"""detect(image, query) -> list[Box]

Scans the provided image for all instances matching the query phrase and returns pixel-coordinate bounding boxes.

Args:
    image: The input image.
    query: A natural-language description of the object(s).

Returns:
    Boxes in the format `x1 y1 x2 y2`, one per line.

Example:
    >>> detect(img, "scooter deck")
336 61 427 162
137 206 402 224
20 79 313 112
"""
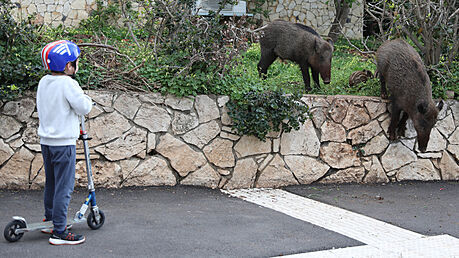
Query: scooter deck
22 219 80 232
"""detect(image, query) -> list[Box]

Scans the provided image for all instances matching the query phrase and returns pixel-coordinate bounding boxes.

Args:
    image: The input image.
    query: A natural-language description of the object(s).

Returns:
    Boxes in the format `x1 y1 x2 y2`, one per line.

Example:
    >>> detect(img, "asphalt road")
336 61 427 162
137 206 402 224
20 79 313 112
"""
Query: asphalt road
0 181 457 257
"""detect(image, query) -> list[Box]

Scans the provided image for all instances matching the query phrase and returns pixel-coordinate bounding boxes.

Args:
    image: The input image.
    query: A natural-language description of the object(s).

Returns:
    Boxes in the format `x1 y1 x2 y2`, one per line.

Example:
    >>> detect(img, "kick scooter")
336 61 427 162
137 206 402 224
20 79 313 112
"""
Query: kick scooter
3 115 105 242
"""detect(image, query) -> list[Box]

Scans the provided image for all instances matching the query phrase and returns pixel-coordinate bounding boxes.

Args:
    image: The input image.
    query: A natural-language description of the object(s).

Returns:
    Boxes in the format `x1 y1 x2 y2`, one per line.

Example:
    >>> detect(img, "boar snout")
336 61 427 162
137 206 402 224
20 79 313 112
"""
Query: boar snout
418 141 428 153
320 70 331 84
416 129 431 153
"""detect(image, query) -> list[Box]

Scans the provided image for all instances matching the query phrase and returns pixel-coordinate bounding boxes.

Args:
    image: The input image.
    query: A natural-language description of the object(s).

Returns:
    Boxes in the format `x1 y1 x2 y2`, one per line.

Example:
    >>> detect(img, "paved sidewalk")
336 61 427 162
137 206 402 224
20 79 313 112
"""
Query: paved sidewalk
0 181 457 257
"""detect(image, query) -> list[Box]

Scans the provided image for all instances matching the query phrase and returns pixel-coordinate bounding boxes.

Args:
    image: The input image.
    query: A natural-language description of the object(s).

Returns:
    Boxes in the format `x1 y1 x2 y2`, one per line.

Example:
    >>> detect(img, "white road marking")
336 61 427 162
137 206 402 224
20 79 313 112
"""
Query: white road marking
222 188 459 258
280 235 459 258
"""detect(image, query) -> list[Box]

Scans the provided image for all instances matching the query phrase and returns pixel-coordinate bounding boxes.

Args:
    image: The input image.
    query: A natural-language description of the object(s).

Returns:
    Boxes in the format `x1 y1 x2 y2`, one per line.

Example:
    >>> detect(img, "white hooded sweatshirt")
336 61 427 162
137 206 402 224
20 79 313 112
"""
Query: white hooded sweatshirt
37 75 92 146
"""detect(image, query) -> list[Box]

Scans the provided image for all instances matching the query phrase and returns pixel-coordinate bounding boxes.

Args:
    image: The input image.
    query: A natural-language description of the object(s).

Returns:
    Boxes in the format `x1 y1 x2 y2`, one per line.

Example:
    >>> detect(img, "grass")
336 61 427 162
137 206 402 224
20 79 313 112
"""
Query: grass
228 41 380 97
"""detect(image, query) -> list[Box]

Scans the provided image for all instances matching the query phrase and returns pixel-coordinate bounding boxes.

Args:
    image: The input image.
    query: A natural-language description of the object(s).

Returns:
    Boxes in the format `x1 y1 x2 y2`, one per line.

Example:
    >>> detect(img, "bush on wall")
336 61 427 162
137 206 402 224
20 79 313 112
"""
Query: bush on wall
0 0 44 100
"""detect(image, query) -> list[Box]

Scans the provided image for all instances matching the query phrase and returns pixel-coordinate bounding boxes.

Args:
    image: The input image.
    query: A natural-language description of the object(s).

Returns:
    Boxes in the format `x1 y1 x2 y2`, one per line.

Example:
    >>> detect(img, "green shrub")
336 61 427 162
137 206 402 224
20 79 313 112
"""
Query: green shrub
0 0 44 100
227 89 311 141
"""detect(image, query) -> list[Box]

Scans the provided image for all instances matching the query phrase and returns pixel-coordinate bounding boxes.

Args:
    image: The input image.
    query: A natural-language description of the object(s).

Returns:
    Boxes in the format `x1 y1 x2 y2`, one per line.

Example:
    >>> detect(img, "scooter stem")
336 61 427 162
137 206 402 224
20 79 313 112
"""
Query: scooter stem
80 115 95 192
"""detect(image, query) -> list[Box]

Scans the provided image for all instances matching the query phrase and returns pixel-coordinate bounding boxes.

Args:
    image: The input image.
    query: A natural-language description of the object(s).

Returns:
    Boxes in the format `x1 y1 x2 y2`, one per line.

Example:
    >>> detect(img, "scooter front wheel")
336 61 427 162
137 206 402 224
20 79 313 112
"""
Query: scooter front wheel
4 220 26 242
87 209 105 230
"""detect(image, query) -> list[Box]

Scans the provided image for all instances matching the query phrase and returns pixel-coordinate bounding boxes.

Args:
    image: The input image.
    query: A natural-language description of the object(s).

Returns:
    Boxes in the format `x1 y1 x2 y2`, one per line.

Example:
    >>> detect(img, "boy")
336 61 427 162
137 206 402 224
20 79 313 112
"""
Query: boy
37 40 93 245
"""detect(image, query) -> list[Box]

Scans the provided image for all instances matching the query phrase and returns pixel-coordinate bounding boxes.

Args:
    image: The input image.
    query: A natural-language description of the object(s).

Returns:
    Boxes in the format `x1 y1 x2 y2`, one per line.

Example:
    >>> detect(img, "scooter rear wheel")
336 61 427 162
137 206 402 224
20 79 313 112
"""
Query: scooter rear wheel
87 209 105 230
4 220 26 242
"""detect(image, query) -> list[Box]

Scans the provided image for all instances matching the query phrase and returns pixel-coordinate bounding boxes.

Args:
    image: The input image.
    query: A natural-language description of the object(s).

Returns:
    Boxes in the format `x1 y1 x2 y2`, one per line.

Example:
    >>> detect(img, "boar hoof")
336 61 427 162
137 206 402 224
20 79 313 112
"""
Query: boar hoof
389 132 397 141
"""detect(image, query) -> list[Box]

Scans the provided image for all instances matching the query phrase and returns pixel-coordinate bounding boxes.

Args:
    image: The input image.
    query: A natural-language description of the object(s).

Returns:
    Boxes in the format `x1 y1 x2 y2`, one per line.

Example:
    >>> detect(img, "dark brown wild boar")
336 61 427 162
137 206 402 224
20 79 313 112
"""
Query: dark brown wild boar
258 20 334 92
376 39 443 152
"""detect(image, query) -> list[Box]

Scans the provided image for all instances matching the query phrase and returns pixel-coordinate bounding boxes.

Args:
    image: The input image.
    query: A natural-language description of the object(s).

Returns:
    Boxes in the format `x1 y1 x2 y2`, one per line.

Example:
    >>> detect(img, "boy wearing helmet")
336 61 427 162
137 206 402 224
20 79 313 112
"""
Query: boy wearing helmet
37 40 92 245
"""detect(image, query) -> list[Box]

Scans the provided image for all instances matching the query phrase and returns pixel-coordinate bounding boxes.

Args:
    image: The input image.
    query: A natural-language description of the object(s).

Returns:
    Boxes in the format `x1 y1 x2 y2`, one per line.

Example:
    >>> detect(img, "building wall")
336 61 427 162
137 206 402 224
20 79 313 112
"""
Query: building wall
1 91 457 190
11 0 98 27
250 0 364 39
11 0 364 39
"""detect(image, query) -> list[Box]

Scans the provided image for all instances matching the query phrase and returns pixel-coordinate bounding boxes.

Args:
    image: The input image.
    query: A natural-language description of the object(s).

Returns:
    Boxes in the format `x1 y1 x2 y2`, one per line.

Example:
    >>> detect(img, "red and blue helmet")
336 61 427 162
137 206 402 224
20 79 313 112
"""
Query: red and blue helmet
41 40 80 72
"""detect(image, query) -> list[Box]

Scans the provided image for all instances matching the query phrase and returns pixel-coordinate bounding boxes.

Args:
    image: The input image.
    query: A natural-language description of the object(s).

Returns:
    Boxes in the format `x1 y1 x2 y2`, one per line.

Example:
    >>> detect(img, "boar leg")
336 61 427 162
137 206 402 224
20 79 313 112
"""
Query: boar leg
388 103 401 141
311 68 320 89
397 111 409 137
299 63 312 92
379 74 388 99
258 49 277 79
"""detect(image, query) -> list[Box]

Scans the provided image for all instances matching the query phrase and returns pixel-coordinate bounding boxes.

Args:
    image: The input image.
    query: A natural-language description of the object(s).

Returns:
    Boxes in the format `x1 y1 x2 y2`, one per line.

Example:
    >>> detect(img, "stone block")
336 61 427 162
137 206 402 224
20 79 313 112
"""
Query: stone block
121 156 176 187
328 99 348 123
203 138 235 168
172 112 199 135
280 120 320 157
342 105 370 130
447 144 459 161
448 128 459 144
181 164 220 189
29 154 45 189
91 111 131 146
285 155 329 184
396 159 440 181
72 0 85 9
320 167 365 184
95 127 147 161
362 134 389 156
182 120 220 149
256 154 298 188
321 120 346 142
91 160 122 188
0 147 34 189
365 101 387 119
0 116 22 139
320 142 361 169
164 95 194 111
381 142 417 172
0 139 14 166
134 104 171 133
195 95 220 123
348 120 383 145
439 151 459 180
362 156 389 183
91 91 114 107
114 93 142 120
224 158 257 189
234 135 271 158
436 114 455 138
156 133 207 177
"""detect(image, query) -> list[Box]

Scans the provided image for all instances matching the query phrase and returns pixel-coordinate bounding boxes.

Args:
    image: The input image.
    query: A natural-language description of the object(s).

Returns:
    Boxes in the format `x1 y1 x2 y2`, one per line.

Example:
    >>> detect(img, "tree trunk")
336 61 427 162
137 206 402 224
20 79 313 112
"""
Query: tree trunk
328 0 351 42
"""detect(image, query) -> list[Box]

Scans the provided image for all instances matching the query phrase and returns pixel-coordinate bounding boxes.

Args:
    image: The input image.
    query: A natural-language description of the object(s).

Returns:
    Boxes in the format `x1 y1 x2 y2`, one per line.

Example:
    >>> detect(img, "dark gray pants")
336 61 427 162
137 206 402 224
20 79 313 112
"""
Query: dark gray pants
41 145 76 233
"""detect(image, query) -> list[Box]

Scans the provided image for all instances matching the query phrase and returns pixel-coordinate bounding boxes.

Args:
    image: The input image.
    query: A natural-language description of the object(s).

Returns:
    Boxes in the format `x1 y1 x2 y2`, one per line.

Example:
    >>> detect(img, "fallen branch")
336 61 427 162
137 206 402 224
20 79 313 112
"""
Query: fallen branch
78 43 120 52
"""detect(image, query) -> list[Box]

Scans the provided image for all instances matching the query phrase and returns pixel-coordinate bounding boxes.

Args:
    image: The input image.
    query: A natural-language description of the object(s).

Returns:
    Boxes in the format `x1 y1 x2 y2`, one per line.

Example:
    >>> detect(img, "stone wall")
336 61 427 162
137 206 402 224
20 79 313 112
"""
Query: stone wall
0 91 458 190
11 0 363 39
10 0 97 28
250 0 364 39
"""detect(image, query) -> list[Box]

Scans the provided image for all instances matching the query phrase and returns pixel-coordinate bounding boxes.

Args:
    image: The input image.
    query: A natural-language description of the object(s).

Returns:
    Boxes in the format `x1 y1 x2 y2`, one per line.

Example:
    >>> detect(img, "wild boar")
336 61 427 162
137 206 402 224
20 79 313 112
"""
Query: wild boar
258 20 334 92
349 69 374 87
376 39 443 152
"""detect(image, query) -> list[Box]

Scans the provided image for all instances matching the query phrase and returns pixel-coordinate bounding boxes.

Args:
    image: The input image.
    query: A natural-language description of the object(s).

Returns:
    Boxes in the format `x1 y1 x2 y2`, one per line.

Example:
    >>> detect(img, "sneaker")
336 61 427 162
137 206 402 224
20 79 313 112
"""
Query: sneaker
41 219 73 234
49 230 85 245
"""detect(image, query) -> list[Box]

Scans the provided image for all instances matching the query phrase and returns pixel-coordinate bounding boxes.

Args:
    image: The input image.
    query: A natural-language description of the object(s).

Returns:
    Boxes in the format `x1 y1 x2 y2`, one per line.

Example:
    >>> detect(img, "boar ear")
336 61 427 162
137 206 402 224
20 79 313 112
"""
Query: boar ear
417 102 428 114
436 100 444 111
327 39 334 46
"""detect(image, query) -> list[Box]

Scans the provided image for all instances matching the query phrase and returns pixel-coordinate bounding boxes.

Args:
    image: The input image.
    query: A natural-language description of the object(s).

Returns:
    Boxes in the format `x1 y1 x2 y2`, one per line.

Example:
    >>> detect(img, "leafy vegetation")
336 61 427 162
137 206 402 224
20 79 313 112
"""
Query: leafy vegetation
0 0 44 100
227 89 311 141
1 0 457 139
